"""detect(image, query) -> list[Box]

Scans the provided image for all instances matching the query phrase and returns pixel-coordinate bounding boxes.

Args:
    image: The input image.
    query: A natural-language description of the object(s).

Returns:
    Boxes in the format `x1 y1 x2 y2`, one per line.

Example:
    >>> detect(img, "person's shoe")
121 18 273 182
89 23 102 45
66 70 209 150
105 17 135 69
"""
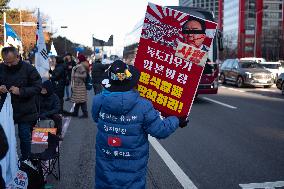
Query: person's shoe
79 114 88 119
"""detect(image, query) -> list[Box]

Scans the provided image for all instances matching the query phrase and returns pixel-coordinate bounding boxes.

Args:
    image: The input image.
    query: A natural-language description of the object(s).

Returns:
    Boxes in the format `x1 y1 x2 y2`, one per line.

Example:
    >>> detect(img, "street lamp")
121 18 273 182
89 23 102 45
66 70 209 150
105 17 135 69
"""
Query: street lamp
60 26 68 54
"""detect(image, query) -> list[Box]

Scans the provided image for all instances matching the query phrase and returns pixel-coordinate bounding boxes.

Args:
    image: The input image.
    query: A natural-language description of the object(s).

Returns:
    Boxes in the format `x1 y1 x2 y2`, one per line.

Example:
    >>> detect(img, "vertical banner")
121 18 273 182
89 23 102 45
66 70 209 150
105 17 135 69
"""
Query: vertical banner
135 3 217 117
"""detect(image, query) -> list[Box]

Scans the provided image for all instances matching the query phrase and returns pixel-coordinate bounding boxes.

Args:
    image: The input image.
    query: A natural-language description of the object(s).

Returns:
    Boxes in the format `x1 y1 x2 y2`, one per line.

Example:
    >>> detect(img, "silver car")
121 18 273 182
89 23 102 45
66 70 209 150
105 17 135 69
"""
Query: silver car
220 59 274 88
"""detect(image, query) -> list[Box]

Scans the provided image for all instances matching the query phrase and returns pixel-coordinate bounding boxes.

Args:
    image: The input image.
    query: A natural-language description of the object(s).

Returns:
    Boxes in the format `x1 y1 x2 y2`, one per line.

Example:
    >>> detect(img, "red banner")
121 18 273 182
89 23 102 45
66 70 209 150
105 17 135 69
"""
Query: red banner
135 3 217 117
32 128 57 144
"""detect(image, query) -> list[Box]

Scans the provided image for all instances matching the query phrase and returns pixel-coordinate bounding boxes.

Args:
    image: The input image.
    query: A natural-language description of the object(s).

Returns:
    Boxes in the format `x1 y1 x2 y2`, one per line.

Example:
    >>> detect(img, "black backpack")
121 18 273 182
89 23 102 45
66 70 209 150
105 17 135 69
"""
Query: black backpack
19 160 45 189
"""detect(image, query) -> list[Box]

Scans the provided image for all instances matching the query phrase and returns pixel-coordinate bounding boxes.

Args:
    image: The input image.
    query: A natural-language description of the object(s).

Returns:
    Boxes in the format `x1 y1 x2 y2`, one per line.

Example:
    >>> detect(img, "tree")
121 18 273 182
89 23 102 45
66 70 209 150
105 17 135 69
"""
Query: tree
0 8 51 55
52 36 93 56
0 0 10 7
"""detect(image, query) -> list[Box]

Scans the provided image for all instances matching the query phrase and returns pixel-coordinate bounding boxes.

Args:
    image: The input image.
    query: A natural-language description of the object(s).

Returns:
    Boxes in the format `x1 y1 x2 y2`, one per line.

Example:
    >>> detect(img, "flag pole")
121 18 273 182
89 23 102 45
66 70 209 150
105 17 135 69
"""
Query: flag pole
3 12 6 45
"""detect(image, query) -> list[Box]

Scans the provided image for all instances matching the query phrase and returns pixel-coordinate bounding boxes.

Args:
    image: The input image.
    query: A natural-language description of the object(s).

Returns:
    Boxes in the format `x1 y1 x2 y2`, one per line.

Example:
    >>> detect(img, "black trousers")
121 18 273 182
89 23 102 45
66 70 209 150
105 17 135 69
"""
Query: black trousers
93 83 102 95
59 97 64 113
0 166 5 189
73 102 88 116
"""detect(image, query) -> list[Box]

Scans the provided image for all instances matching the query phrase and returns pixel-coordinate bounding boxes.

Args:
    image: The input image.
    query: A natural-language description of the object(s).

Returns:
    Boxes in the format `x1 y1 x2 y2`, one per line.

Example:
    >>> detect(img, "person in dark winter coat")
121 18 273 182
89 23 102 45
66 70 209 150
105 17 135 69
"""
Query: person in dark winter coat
50 56 66 113
64 53 76 101
92 60 188 189
0 125 9 189
0 46 42 160
37 80 62 135
92 59 109 94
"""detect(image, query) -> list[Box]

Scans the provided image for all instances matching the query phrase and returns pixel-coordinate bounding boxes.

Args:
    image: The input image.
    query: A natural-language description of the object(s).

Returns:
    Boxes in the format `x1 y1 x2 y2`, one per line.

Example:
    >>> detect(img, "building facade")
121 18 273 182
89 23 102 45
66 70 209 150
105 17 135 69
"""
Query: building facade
179 0 220 22
179 0 284 60
222 0 284 60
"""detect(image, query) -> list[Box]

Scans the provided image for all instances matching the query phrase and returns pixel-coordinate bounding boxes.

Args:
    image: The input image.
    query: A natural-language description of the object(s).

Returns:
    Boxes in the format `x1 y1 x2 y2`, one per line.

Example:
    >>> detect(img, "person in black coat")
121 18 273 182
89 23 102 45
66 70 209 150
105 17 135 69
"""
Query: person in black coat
0 47 42 160
64 53 76 101
0 125 9 189
49 56 66 113
92 60 109 94
38 80 62 135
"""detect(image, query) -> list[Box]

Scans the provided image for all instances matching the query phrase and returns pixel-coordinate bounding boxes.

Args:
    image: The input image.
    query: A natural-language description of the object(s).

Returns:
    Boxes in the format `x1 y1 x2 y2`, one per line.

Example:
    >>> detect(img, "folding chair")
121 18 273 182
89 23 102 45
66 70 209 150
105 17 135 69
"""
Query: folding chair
30 132 61 180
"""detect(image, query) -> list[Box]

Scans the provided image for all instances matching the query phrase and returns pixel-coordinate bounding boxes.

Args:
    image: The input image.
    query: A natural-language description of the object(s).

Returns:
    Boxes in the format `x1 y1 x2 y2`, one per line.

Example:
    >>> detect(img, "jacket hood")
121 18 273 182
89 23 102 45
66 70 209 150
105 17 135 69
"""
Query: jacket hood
101 90 140 115
42 80 54 96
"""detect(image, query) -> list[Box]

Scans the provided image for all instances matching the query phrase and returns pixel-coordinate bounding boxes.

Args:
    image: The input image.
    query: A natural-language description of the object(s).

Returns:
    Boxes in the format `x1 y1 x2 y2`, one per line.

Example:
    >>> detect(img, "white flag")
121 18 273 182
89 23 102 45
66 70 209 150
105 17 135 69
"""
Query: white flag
35 9 50 81
0 93 18 186
50 42 58 56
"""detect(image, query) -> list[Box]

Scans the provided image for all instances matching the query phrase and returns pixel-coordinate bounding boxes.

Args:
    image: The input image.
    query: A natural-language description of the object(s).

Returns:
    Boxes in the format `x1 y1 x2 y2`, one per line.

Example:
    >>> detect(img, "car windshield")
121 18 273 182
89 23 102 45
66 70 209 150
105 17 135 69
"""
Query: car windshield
262 64 280 69
241 62 264 69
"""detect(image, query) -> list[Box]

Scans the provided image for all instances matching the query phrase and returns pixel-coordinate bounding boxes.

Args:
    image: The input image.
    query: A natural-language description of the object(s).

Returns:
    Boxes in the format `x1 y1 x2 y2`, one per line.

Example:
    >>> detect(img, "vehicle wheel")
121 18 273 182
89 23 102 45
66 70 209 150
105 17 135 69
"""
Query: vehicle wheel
236 76 244 88
264 85 272 88
282 83 284 95
219 74 226 84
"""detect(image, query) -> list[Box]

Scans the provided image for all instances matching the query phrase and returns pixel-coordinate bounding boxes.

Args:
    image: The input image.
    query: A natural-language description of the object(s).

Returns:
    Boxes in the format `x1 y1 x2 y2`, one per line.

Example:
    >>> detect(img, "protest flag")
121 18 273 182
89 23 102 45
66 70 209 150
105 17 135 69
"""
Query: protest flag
35 9 50 81
4 23 23 52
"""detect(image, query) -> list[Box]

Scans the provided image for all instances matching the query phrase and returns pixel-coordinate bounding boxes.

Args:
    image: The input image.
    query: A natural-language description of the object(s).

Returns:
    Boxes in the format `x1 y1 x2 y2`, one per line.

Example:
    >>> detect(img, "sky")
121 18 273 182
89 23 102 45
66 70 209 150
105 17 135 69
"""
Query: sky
9 0 178 55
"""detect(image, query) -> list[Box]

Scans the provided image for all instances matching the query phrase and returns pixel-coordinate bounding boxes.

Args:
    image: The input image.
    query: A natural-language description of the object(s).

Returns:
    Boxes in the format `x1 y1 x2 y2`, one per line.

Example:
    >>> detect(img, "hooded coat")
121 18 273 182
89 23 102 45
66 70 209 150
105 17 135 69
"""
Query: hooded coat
92 90 179 189
50 63 66 99
37 81 61 118
71 63 87 103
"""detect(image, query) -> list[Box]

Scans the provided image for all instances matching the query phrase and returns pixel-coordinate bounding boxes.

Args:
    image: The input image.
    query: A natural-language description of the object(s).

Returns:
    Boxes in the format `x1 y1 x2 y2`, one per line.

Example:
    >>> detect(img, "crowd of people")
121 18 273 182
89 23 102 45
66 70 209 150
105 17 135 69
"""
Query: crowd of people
0 46 100 187
0 46 188 188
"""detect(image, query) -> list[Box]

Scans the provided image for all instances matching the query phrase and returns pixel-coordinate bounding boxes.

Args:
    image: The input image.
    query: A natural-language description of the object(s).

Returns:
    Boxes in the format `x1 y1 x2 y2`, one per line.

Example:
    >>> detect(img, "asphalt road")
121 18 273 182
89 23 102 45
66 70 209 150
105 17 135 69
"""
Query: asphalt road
47 84 284 189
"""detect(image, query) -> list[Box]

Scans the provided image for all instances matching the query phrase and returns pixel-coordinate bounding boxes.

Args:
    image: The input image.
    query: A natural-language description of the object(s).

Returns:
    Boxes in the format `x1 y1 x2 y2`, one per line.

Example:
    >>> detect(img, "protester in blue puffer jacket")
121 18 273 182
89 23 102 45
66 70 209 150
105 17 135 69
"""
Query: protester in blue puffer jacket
92 60 188 189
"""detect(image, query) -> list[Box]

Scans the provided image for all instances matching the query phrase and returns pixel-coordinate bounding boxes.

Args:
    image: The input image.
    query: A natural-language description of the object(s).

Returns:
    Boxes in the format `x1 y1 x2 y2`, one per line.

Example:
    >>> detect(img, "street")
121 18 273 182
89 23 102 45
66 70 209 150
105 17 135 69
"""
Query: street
46 84 284 189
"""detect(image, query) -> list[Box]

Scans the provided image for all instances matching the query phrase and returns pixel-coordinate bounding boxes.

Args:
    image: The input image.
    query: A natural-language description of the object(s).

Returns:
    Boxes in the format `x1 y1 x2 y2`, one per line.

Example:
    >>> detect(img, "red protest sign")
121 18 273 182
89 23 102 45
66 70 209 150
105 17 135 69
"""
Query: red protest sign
32 128 57 144
134 3 217 117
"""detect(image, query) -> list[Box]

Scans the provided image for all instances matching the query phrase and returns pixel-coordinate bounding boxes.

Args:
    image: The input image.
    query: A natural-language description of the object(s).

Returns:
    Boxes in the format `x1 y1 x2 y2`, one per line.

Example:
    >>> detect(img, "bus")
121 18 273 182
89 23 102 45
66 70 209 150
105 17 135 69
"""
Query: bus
123 6 223 96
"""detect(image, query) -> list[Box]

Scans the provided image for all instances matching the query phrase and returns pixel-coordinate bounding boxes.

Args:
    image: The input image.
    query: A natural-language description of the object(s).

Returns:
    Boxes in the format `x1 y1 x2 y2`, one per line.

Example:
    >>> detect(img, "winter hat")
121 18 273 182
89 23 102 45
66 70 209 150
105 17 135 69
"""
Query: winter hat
102 60 140 92
42 80 54 96
77 54 87 63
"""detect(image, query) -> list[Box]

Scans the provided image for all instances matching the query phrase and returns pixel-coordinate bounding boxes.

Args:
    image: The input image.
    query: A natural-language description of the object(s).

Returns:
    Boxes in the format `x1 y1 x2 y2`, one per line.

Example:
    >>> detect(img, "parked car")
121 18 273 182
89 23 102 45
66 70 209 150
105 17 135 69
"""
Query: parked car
276 73 284 95
220 59 274 88
240 57 266 63
260 62 283 82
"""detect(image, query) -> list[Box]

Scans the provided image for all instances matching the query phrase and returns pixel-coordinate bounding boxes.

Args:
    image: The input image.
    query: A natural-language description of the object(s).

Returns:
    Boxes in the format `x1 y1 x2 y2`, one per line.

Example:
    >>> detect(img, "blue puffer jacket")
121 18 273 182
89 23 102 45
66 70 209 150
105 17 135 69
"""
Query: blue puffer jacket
92 90 179 189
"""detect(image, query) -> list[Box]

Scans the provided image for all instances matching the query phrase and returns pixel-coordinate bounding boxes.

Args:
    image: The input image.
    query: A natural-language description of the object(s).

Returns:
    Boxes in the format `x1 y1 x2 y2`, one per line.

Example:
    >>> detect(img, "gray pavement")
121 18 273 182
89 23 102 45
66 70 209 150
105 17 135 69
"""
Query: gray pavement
44 85 284 189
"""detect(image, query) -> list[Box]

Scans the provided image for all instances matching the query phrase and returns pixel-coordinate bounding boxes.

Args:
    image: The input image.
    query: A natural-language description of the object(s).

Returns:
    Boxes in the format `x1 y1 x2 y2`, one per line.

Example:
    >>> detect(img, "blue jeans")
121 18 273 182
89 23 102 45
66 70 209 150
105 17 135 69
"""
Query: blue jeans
18 123 32 160
65 85 71 98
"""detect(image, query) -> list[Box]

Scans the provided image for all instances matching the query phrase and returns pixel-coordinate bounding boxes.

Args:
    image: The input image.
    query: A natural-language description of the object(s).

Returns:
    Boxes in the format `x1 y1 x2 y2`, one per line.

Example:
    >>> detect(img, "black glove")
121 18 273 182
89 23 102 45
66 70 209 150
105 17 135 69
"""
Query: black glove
178 116 189 128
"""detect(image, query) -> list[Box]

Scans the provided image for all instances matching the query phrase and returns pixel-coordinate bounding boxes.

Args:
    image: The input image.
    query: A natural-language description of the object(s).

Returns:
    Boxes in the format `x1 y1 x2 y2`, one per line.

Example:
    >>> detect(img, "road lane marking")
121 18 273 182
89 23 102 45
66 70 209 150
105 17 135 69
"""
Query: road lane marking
202 97 237 109
149 136 198 189
239 181 284 189
220 86 245 93
62 103 75 138
256 88 279 93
